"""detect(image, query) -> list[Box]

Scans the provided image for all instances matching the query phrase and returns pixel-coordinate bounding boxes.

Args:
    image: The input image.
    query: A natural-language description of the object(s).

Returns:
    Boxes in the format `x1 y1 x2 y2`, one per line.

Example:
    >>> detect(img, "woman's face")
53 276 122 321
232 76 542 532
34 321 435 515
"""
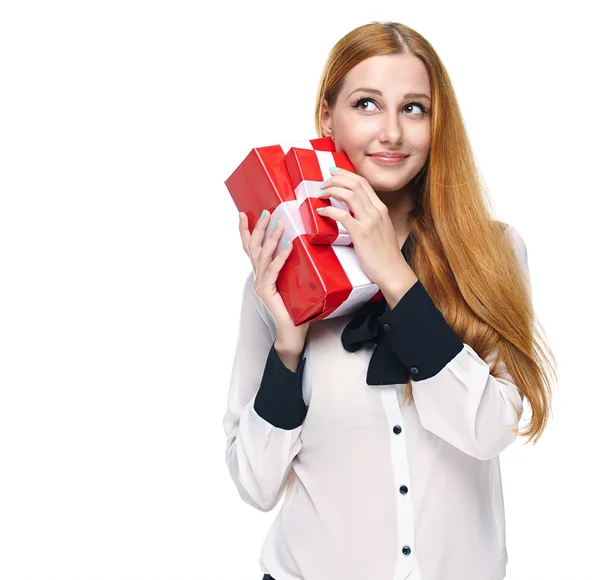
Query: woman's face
321 53 431 195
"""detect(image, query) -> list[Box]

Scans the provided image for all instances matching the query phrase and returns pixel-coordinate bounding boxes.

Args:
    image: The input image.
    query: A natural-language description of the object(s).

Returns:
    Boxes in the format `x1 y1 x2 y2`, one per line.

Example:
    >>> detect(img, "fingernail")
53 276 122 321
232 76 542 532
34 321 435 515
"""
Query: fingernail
316 207 324 213
260 209 266 219
273 219 279 229
329 166 340 172
284 240 290 249
319 180 326 188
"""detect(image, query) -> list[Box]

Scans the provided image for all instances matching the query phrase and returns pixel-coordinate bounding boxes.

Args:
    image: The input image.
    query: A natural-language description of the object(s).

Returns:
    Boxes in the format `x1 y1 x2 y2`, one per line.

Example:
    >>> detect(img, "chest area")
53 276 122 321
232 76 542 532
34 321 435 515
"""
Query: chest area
301 318 405 424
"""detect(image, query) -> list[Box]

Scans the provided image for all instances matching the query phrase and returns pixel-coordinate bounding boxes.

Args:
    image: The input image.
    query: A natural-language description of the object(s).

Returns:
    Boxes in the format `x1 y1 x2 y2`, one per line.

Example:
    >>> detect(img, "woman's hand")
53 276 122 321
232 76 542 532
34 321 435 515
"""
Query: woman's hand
316 167 416 295
239 210 310 351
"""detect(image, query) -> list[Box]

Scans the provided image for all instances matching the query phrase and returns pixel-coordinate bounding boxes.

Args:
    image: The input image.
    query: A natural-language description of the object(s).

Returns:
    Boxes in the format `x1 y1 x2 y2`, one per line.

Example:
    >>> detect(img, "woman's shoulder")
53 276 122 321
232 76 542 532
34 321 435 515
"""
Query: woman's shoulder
494 220 528 267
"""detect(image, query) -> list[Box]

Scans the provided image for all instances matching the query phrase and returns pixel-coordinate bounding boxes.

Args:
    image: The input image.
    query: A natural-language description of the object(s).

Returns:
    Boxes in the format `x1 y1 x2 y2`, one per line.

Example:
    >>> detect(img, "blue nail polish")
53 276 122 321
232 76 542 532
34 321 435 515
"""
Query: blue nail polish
329 166 340 172
284 240 290 249
319 180 326 188
273 219 279 229
260 209 266 219
316 207 324 213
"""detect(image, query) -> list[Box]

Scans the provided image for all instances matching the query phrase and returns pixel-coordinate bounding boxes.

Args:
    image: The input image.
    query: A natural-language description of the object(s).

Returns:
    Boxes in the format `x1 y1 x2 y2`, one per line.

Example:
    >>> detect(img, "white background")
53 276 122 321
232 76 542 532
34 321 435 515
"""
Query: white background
1 1 598 579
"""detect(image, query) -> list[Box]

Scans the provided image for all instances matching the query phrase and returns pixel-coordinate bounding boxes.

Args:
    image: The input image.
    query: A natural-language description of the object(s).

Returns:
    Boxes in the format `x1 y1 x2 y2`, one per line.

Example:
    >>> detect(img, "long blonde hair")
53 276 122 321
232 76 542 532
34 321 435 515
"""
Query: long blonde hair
314 21 556 444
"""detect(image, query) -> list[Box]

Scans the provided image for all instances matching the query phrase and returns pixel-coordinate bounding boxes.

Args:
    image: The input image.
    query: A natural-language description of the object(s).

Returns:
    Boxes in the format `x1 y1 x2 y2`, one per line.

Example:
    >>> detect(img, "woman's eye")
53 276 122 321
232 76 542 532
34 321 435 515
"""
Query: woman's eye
354 98 377 111
404 102 427 115
352 98 427 115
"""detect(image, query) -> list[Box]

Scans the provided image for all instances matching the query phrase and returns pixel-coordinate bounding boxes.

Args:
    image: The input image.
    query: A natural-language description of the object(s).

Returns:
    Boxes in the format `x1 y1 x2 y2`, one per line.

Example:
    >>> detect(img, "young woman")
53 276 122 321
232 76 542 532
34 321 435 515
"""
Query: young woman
224 21 556 580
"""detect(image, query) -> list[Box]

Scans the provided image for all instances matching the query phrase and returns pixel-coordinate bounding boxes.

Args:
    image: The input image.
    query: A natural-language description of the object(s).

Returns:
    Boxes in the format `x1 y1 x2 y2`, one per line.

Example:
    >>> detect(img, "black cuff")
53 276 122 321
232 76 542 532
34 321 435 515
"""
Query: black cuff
253 341 308 429
378 280 464 381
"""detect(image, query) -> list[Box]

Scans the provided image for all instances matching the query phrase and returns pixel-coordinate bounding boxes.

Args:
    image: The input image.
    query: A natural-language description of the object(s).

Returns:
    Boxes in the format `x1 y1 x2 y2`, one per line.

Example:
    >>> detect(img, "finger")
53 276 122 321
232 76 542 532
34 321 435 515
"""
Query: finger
248 209 271 263
239 212 251 256
325 169 385 212
261 236 294 291
256 217 286 283
322 174 370 215
323 171 365 196
316 206 355 235
318 185 368 221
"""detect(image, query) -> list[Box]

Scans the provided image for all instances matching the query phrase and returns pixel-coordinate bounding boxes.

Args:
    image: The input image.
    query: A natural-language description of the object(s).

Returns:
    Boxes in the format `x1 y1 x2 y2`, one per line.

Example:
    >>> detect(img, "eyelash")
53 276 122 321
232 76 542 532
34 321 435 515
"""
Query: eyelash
350 97 429 114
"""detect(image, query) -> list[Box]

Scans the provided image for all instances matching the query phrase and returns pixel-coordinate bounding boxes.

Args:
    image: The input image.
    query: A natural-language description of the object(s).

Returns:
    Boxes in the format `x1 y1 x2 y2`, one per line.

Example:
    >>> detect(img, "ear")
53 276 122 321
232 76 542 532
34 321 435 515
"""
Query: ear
320 101 334 138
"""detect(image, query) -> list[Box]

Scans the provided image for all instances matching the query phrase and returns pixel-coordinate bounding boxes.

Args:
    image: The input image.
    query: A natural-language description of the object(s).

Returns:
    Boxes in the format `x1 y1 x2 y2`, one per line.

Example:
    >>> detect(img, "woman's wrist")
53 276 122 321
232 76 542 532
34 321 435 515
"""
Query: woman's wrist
273 339 306 372
275 326 308 357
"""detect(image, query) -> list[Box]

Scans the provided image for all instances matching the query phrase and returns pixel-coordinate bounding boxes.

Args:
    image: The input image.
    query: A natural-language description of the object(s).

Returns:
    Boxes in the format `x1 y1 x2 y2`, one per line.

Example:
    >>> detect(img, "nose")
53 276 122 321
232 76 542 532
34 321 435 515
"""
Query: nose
379 111 403 145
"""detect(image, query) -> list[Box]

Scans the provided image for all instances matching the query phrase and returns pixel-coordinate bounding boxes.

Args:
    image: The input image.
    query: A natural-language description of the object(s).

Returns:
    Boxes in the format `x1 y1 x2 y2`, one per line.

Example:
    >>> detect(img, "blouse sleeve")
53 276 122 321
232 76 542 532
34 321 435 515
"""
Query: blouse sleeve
378 224 529 460
222 270 308 511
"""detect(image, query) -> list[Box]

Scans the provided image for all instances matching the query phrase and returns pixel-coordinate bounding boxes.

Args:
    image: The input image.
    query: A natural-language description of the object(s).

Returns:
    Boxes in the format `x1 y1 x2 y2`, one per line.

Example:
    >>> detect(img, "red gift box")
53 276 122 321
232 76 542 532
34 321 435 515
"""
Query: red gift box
225 136 383 325
284 146 356 246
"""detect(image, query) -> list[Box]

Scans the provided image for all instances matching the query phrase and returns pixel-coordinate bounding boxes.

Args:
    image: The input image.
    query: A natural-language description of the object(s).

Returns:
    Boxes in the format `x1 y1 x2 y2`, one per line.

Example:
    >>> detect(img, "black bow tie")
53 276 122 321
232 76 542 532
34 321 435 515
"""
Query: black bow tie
340 235 413 386
340 298 410 385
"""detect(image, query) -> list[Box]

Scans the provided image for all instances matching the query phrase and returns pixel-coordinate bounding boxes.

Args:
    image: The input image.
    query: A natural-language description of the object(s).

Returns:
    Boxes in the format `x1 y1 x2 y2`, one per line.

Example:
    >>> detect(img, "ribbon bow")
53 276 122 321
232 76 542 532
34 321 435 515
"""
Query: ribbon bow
340 234 414 386
340 299 410 386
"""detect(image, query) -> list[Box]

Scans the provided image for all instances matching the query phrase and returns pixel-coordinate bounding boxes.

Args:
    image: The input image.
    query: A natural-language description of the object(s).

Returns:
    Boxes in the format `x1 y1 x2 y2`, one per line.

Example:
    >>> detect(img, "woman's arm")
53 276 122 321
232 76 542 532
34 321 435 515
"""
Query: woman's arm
223 271 308 511
378 224 529 460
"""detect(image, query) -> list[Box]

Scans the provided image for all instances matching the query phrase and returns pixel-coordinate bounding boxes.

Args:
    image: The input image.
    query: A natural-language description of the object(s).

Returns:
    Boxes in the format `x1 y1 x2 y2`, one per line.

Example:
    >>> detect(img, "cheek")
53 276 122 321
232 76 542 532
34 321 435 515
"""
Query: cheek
413 124 431 151
416 135 431 151
335 116 372 146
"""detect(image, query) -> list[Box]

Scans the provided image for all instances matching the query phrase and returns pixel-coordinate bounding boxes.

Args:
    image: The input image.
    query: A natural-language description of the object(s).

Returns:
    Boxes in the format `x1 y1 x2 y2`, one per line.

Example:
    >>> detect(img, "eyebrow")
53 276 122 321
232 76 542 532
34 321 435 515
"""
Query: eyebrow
346 88 431 102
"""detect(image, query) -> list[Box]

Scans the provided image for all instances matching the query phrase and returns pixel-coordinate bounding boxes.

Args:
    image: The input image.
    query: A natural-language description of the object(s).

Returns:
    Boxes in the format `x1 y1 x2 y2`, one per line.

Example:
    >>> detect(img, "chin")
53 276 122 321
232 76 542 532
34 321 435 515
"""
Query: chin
366 175 410 192
374 184 409 194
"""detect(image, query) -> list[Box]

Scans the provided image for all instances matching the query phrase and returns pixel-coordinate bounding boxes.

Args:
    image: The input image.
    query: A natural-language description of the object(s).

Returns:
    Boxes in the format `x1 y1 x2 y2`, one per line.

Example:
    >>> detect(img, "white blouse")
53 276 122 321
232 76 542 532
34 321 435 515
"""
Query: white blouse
223 224 529 580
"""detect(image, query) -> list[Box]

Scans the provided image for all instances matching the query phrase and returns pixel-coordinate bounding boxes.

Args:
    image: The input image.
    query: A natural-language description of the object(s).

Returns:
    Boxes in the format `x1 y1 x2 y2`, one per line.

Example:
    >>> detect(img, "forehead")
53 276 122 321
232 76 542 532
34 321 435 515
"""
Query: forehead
341 54 430 96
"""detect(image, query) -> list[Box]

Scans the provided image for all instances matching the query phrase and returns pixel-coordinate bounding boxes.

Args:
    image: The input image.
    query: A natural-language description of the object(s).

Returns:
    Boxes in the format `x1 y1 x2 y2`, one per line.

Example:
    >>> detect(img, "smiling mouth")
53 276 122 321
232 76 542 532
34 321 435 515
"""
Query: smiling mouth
368 152 408 158
368 154 409 164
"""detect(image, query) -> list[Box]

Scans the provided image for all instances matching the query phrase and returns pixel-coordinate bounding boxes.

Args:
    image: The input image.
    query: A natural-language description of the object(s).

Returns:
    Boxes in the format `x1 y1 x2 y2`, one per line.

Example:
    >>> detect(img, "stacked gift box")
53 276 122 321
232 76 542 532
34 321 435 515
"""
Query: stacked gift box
225 136 384 326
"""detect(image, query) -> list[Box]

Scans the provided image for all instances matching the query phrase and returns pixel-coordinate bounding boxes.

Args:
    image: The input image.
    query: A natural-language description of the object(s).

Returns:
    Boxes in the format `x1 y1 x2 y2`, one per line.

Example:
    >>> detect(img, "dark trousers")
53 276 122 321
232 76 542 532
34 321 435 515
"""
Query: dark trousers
262 575 275 579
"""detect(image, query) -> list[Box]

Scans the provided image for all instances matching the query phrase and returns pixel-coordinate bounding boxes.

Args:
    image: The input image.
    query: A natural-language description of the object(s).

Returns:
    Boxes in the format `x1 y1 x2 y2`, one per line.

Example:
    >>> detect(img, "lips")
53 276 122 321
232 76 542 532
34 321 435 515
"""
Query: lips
368 153 408 159
368 153 409 165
